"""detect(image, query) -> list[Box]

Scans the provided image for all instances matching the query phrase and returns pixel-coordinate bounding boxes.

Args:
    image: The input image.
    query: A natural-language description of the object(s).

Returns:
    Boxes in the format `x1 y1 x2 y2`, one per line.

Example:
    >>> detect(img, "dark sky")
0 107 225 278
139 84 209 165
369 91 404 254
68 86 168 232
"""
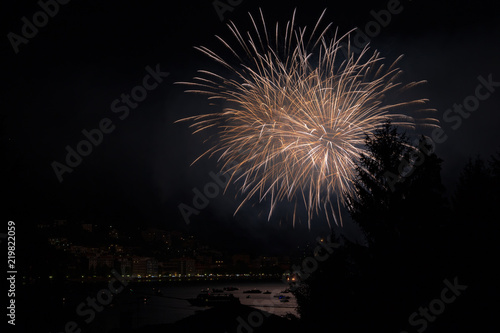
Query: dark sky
2 0 499 254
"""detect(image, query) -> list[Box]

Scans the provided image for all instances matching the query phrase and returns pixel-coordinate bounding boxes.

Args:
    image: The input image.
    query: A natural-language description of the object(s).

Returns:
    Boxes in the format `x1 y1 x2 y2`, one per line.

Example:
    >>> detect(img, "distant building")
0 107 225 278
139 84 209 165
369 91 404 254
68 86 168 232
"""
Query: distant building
118 258 132 275
131 257 158 277
141 228 170 244
212 259 227 272
87 247 102 255
278 256 291 270
180 258 196 275
249 257 262 270
232 254 251 273
82 224 93 232
69 245 87 255
159 260 178 275
37 222 52 229
195 255 213 274
88 254 115 271
108 244 124 253
147 258 159 276
54 219 67 226
48 237 71 250
109 228 119 239
163 258 197 276
232 254 250 266
261 256 279 267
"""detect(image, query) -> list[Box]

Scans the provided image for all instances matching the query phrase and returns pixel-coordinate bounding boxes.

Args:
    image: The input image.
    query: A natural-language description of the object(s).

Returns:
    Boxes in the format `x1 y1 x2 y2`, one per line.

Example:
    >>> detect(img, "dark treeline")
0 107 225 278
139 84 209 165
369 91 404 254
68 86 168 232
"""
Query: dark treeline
289 123 499 332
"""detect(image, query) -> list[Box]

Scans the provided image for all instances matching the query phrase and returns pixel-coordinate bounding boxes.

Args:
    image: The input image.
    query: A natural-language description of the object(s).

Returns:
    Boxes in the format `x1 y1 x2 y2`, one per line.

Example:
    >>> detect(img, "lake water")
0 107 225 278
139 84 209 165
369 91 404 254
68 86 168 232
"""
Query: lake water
88 280 298 332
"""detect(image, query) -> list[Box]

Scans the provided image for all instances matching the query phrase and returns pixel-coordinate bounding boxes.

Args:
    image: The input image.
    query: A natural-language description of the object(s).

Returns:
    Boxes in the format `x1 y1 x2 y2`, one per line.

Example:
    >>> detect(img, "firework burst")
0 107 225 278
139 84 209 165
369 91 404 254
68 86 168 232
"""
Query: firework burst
177 9 438 228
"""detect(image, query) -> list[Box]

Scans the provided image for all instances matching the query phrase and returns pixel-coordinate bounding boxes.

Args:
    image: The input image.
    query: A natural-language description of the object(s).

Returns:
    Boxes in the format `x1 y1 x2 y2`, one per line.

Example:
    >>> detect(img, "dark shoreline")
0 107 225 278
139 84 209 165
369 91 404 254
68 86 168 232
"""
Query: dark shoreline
112 303 299 333
18 277 295 332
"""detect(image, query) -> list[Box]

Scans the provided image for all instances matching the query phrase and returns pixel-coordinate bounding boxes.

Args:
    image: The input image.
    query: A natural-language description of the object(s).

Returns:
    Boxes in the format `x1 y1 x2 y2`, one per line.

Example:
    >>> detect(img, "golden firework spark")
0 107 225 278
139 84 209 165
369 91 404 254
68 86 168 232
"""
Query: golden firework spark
177 9 438 228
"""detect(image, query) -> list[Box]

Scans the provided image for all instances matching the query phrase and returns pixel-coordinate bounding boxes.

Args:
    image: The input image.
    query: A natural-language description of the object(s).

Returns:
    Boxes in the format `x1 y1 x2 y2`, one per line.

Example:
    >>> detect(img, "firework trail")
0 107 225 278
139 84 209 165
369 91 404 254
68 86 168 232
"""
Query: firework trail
177 9 438 228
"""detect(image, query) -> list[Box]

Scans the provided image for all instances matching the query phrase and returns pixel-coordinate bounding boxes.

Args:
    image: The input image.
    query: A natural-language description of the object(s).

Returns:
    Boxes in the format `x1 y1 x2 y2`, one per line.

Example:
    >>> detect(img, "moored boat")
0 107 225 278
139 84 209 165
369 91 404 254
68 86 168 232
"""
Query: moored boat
243 289 262 293
188 293 240 306
223 286 239 291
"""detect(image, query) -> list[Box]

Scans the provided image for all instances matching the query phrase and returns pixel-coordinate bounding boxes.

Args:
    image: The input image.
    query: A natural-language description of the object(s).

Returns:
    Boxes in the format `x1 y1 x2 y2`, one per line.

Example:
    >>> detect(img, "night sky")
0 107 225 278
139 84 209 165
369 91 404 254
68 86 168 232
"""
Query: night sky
2 0 499 253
